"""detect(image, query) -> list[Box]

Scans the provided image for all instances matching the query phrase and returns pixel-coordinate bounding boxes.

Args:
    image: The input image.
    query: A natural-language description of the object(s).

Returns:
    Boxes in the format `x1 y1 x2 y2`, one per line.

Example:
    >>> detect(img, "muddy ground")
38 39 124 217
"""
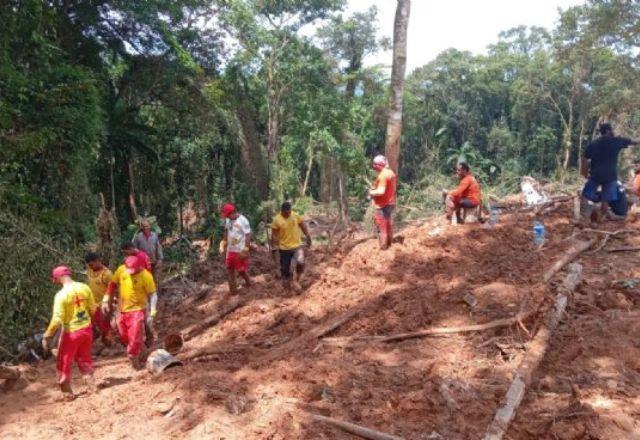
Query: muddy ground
1 202 640 439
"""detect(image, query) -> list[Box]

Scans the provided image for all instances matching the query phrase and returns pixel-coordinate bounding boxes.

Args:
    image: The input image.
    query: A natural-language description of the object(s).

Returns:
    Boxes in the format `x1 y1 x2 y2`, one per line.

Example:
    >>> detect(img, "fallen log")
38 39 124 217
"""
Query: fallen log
258 307 360 362
483 263 583 440
322 310 534 347
310 413 405 440
182 297 242 341
608 246 640 253
542 239 593 282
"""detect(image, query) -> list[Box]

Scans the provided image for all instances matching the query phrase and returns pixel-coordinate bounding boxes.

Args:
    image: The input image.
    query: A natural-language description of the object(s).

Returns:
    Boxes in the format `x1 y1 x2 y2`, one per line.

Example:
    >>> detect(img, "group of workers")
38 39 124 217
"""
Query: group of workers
41 220 163 400
39 121 634 400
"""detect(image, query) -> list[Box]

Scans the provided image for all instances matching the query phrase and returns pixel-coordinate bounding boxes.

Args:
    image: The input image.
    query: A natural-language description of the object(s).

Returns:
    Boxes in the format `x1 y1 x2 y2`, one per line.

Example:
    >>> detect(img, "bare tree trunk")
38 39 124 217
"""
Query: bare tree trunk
234 104 269 199
384 0 411 173
301 148 314 197
560 107 573 184
127 160 138 222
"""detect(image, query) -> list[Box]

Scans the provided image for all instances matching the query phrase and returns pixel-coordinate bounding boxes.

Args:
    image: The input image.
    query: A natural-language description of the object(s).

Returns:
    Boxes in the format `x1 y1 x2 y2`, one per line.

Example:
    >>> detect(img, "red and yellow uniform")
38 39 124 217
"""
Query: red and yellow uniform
44 282 95 384
87 267 113 337
108 265 156 356
450 174 481 206
372 168 397 209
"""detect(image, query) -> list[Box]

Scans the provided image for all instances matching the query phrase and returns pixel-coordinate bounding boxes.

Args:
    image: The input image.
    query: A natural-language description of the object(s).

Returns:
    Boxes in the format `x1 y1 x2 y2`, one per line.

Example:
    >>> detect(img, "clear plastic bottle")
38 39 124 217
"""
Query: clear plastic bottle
533 220 546 245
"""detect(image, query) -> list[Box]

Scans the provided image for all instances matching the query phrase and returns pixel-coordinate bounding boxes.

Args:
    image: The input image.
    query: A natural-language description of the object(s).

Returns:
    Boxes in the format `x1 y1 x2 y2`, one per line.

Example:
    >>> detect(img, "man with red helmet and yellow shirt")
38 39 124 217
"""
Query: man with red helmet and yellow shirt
84 252 114 346
102 255 157 369
42 265 96 400
369 155 397 250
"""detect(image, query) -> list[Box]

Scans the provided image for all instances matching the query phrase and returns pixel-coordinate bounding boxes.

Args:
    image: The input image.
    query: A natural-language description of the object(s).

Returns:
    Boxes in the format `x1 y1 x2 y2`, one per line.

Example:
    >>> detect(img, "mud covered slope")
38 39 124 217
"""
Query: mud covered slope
2 204 640 439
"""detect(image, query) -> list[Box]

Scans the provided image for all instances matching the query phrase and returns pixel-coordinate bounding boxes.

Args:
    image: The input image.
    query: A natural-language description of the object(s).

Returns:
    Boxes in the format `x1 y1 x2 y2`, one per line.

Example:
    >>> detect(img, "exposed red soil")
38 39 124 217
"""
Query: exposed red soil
2 204 640 439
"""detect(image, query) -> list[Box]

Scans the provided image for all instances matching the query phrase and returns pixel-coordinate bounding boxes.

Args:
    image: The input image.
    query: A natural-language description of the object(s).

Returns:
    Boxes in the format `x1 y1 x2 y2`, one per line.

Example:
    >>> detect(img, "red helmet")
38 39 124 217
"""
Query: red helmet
221 203 236 218
124 256 140 274
51 266 72 280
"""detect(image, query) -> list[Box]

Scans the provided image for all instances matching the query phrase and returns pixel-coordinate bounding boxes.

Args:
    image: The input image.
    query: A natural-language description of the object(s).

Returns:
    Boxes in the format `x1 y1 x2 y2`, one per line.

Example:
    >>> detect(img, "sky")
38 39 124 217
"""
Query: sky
345 0 586 72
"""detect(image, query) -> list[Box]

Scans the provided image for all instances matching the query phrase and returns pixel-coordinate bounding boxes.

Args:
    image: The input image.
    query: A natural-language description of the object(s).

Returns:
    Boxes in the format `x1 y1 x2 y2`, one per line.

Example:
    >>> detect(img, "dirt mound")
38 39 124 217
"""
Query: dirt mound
2 204 640 439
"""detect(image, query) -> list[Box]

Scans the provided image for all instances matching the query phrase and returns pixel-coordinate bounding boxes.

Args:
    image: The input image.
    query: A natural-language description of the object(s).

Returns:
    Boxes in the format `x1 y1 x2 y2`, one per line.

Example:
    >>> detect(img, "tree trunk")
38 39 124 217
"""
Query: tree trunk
560 108 573 184
384 0 411 173
234 103 269 199
127 160 138 222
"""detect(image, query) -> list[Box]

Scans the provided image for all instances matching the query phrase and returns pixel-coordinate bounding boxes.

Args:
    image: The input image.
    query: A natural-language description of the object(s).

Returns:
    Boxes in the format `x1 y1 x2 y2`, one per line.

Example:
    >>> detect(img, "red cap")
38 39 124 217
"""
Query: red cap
221 203 236 218
51 266 72 280
124 256 139 274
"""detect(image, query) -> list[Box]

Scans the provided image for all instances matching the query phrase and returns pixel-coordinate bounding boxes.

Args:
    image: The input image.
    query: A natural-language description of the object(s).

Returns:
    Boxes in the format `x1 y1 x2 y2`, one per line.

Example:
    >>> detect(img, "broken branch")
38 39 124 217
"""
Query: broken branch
322 311 534 347
310 413 405 440
542 239 593 282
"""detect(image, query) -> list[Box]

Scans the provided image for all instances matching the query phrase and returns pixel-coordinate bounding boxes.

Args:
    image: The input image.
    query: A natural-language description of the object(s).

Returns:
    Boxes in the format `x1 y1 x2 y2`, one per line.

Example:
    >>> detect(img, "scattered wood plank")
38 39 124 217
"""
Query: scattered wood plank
483 263 583 440
182 297 242 341
309 413 405 440
542 239 593 282
258 307 360 362
322 311 534 347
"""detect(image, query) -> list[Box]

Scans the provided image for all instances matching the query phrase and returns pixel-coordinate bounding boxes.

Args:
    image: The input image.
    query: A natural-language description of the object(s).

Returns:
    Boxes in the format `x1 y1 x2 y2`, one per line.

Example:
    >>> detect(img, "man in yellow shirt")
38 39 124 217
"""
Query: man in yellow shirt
42 266 96 400
85 252 114 346
102 255 158 369
271 202 312 293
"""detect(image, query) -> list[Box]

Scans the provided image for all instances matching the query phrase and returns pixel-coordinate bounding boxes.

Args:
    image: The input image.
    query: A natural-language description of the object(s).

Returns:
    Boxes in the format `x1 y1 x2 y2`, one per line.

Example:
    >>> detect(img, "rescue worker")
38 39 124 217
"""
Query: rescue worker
369 155 397 249
582 123 640 220
42 266 96 400
121 242 152 272
84 252 114 346
219 203 252 295
271 202 312 293
444 162 481 224
102 256 158 369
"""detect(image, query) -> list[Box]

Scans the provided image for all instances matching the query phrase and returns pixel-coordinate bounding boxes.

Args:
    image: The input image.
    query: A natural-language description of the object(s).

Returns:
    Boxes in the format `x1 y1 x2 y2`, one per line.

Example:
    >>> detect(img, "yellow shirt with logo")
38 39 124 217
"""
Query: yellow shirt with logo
44 281 95 337
111 265 156 312
271 212 304 250
86 267 113 304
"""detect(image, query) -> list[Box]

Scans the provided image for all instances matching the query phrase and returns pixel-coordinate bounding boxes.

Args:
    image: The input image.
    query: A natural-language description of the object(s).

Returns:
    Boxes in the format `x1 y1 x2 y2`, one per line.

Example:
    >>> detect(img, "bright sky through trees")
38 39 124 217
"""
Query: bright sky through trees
346 0 585 71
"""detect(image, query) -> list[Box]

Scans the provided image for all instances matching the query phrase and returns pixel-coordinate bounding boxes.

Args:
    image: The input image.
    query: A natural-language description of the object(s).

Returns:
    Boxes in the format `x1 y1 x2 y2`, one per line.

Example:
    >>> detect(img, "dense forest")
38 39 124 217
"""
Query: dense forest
1 0 639 354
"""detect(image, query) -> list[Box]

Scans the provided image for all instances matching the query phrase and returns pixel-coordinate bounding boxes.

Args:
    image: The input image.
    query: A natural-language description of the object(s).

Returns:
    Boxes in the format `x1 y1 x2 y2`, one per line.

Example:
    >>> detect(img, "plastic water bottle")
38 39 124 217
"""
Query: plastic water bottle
485 207 499 228
533 221 546 245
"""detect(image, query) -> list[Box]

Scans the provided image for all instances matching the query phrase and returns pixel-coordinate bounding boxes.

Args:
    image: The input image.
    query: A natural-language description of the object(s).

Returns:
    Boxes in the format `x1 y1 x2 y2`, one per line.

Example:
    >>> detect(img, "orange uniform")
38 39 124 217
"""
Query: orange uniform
450 174 481 205
633 174 640 197
372 168 397 208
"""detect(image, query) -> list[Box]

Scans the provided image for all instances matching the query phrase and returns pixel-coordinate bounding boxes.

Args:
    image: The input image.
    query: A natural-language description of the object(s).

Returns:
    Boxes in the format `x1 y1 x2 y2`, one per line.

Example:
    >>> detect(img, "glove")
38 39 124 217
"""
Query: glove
146 310 156 327
219 241 227 255
101 300 110 315
42 335 50 352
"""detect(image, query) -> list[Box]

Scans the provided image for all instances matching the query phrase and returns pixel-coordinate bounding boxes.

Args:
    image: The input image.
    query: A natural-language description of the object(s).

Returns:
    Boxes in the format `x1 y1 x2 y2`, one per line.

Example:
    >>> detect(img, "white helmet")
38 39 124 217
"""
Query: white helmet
373 155 388 167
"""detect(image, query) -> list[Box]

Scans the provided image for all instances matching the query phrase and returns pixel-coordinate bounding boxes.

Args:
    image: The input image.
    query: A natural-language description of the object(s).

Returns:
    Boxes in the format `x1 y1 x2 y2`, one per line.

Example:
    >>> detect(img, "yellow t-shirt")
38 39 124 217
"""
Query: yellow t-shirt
271 212 304 250
111 265 156 312
86 267 113 304
44 281 95 337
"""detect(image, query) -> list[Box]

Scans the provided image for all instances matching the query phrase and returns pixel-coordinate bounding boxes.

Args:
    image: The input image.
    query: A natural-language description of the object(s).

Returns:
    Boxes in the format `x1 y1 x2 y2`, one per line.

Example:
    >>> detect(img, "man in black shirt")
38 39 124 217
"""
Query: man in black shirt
582 123 639 219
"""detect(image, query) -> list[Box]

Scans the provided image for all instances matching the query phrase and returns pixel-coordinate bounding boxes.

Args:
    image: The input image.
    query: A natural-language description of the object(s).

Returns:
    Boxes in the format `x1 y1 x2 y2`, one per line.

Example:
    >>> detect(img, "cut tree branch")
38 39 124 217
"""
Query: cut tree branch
309 413 405 440
542 239 593 282
322 311 534 347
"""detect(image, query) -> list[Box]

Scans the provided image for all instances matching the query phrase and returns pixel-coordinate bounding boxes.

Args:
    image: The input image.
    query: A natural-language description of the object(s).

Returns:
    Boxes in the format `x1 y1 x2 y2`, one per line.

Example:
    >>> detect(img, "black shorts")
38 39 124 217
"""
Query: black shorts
458 199 478 209
375 204 395 219
279 247 304 279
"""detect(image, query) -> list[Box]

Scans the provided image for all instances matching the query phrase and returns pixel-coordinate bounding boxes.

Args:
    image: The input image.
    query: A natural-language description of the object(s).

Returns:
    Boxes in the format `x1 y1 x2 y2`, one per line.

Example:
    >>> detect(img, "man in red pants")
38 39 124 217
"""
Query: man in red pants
103 256 157 369
42 266 96 400
369 155 397 250
84 252 114 347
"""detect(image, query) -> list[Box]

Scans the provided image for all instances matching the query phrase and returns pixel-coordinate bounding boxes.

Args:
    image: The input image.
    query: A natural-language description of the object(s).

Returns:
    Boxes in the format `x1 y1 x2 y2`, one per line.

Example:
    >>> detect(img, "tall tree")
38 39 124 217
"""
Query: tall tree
384 0 410 173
